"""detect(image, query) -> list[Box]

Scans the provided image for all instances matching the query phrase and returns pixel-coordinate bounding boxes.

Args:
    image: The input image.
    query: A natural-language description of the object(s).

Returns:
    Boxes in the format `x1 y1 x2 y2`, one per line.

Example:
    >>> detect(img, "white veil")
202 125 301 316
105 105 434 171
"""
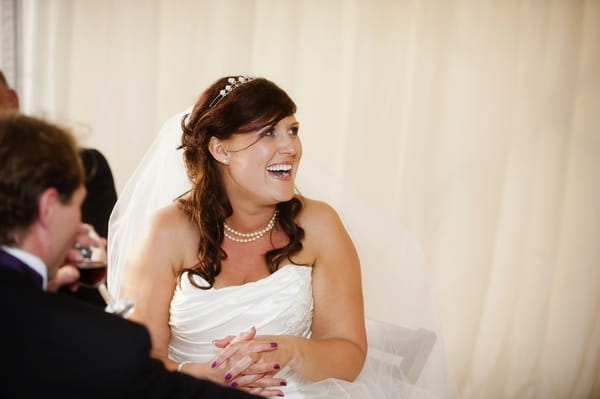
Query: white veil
107 106 456 398
107 107 192 299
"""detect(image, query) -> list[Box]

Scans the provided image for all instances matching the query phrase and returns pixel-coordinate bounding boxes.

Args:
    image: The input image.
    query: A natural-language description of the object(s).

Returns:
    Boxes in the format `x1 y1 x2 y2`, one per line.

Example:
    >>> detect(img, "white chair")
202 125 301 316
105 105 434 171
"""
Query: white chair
366 318 437 384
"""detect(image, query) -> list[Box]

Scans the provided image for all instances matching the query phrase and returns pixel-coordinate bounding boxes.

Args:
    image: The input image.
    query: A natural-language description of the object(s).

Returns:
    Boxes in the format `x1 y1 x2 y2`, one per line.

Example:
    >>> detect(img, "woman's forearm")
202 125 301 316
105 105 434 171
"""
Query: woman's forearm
273 335 367 382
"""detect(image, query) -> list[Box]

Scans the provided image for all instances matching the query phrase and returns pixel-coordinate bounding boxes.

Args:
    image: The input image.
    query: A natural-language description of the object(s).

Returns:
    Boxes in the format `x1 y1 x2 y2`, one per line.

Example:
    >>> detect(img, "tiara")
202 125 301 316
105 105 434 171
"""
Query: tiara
208 75 255 108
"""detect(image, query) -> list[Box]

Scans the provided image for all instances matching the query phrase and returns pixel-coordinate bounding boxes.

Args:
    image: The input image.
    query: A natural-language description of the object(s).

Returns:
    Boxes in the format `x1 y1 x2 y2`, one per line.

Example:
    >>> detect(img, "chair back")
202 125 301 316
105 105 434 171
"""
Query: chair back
366 318 437 384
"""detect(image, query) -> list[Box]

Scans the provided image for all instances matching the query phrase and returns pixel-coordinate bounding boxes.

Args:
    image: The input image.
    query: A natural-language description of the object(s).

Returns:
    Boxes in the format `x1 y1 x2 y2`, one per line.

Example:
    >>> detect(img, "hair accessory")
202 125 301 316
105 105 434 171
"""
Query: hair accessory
208 75 255 108
224 209 278 243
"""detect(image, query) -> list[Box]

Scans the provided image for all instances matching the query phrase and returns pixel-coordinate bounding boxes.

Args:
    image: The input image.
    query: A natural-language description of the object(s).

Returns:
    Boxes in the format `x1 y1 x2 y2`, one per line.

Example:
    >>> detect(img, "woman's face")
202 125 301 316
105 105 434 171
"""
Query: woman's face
218 115 302 205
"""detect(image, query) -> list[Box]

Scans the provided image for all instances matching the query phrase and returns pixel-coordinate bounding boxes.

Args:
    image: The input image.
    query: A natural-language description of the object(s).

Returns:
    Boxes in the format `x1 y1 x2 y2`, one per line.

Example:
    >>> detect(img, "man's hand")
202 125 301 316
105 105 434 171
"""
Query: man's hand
47 224 107 292
46 265 80 292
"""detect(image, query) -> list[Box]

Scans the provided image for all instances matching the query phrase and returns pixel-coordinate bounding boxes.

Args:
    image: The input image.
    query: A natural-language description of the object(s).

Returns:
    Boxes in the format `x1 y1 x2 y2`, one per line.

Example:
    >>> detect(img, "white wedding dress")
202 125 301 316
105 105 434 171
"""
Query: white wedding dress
108 107 456 399
168 264 438 399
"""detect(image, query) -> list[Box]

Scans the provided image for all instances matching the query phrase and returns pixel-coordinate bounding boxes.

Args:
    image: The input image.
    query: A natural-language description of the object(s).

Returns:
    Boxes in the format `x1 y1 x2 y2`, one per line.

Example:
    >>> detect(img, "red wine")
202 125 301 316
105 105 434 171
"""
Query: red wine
77 261 107 287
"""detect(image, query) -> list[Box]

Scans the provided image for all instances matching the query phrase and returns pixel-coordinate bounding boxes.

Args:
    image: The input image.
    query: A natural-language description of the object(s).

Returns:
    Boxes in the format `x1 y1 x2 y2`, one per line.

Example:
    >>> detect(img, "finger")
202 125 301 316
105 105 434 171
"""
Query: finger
244 361 282 375
224 355 255 382
249 376 288 389
232 326 256 343
74 224 107 248
213 326 255 349
211 341 243 368
67 281 80 292
211 327 268 368
65 249 84 264
46 265 80 292
245 387 285 398
212 336 276 368
229 373 263 388
212 335 236 348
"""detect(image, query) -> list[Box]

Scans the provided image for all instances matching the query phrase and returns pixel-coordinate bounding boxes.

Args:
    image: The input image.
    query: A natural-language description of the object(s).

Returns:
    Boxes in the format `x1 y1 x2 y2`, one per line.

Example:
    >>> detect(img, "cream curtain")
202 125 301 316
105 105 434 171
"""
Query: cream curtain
7 1 600 398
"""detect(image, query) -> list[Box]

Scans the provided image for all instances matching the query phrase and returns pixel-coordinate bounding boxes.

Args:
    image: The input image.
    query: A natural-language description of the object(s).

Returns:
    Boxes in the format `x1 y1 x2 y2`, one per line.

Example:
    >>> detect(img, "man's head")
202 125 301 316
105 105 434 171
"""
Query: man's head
0 113 85 278
0 70 19 110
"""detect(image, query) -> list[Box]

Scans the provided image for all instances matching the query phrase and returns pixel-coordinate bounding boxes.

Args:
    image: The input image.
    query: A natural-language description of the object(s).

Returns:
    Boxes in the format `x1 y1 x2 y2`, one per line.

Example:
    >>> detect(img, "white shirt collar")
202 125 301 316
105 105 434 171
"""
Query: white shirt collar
1 246 48 290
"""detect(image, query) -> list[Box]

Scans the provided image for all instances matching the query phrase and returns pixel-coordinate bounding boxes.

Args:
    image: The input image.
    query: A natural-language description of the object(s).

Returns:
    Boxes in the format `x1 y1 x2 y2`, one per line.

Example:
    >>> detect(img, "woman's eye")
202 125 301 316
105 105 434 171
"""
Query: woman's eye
289 126 299 136
260 129 274 137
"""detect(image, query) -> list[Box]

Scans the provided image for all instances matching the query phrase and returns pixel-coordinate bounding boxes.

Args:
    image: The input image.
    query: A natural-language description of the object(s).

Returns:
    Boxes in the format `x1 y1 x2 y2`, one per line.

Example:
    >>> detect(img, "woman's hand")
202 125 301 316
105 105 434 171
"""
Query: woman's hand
209 328 288 396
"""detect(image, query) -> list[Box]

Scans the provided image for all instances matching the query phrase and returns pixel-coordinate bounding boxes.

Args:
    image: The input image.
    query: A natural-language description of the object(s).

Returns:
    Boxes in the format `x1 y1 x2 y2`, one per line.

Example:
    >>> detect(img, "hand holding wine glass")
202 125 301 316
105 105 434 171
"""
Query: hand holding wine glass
74 225 107 288
46 224 107 292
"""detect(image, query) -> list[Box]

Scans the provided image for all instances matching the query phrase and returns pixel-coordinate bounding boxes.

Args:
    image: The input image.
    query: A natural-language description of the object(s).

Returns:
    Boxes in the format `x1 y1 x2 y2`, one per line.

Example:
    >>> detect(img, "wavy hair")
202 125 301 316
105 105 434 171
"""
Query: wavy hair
178 77 304 289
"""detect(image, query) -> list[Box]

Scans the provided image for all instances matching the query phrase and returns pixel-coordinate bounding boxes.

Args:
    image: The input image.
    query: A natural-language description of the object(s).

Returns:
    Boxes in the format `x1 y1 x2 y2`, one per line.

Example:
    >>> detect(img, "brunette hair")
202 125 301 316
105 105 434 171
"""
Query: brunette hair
178 76 304 289
0 113 84 245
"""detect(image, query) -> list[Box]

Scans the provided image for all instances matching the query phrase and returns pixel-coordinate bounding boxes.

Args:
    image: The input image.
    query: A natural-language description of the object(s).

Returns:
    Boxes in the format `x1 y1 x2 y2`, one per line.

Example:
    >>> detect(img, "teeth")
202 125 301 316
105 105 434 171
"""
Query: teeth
267 164 292 172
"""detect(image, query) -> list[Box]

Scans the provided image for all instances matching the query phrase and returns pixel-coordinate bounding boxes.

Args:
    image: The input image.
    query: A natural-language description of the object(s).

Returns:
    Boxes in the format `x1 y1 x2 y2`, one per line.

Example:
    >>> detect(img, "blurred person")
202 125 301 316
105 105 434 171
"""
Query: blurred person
0 69 116 306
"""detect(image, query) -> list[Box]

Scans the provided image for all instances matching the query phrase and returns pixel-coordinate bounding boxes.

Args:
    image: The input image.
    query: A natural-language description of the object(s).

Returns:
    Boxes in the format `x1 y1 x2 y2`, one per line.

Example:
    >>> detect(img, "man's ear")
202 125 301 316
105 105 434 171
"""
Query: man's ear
38 187 59 228
208 136 230 164
7 89 19 110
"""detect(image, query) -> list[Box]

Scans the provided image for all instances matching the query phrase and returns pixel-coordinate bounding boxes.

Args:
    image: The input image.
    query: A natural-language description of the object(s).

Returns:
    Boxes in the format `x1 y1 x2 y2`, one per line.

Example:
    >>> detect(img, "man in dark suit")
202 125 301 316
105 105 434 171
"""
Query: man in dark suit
1 69 118 306
0 113 259 399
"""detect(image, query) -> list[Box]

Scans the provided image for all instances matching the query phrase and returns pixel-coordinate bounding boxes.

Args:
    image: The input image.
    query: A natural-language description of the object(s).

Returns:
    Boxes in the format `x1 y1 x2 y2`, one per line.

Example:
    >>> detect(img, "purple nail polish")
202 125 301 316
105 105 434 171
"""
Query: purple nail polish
225 373 232 381
270 342 278 348
278 394 285 397
231 381 238 387
211 361 217 368
274 363 281 369
280 381 287 386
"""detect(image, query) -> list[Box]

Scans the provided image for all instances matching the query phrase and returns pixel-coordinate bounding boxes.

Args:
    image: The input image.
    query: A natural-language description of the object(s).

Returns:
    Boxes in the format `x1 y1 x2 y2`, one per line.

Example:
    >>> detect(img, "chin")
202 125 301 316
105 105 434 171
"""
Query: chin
274 191 296 203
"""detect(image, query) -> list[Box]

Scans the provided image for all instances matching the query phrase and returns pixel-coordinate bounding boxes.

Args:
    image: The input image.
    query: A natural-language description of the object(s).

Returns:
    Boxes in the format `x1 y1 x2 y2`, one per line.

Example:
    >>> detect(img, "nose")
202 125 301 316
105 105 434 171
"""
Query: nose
277 133 299 156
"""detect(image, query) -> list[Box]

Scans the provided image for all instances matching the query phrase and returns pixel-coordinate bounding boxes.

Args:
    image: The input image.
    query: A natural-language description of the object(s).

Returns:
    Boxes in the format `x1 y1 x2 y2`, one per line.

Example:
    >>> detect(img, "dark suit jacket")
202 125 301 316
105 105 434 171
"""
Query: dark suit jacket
0 254 258 399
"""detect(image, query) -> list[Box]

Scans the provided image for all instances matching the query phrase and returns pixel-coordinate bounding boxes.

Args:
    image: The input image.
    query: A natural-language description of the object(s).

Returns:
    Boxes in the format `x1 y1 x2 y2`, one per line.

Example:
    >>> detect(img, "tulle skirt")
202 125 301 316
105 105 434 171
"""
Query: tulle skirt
277 318 442 399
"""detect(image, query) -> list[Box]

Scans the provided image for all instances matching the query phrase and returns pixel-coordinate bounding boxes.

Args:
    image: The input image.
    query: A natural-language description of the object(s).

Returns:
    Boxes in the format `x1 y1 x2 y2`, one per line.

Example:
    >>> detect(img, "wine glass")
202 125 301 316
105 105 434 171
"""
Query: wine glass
75 242 107 288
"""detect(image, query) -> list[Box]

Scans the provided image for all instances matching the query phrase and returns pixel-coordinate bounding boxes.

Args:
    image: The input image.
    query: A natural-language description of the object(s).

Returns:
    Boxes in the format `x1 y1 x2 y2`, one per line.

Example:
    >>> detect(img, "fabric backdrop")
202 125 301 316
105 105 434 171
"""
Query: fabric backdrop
2 1 599 398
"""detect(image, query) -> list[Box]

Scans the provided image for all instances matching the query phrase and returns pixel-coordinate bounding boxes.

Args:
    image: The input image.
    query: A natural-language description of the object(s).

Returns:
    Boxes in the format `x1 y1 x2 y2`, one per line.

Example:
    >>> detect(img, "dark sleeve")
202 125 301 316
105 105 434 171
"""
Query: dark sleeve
15 290 260 399
79 148 118 237
102 314 262 399
130 357 263 399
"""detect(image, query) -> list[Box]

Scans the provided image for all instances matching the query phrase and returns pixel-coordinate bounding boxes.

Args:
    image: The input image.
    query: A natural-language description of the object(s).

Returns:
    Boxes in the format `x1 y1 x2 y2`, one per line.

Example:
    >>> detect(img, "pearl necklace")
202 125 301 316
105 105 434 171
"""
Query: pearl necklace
223 210 278 243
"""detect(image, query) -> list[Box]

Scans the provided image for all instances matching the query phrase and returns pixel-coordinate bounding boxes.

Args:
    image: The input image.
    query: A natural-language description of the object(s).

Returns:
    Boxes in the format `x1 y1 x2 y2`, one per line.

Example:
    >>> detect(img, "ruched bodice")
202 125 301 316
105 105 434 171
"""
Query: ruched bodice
169 264 313 363
169 265 315 397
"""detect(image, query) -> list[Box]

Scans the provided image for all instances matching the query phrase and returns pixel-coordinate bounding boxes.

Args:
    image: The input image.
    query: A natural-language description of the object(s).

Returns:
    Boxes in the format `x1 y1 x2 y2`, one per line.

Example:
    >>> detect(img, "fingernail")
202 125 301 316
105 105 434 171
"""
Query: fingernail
224 373 232 381
230 381 238 387
211 361 217 368
270 342 278 348
274 363 281 369
278 394 285 397
280 381 287 386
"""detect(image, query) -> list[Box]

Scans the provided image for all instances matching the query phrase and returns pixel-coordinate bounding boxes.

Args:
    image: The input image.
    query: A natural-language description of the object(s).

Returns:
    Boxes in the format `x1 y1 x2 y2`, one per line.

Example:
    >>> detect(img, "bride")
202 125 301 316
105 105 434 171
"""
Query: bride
108 75 446 398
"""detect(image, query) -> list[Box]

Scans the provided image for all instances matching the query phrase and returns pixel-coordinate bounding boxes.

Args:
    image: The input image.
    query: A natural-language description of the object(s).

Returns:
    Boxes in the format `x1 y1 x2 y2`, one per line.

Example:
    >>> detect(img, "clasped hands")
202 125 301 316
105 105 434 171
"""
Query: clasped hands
185 327 289 397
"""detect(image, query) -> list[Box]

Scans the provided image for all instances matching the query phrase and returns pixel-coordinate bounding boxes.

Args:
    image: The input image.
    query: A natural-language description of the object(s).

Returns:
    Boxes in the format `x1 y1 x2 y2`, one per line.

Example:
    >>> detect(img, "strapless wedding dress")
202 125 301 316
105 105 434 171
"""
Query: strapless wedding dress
168 264 438 398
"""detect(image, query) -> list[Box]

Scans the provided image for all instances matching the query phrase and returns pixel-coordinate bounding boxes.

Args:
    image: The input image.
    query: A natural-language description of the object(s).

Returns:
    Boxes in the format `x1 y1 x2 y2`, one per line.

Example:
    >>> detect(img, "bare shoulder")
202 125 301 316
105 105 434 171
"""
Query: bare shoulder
297 196 343 229
143 201 198 270
150 201 191 232
297 196 351 252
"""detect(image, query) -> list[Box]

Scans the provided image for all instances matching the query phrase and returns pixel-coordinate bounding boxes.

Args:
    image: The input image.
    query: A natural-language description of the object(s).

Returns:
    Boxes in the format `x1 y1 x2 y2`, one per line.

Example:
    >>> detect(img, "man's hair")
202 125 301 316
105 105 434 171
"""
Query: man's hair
0 113 84 245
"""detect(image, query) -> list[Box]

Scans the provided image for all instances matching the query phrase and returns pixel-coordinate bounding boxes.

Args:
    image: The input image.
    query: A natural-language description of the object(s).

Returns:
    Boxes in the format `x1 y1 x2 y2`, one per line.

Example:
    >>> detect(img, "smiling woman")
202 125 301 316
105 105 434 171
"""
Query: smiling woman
106 76 432 398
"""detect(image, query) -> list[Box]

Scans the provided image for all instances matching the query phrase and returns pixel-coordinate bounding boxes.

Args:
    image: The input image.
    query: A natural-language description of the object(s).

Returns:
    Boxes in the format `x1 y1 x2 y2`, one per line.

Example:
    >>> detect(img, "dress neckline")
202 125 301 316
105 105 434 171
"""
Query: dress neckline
185 264 312 291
